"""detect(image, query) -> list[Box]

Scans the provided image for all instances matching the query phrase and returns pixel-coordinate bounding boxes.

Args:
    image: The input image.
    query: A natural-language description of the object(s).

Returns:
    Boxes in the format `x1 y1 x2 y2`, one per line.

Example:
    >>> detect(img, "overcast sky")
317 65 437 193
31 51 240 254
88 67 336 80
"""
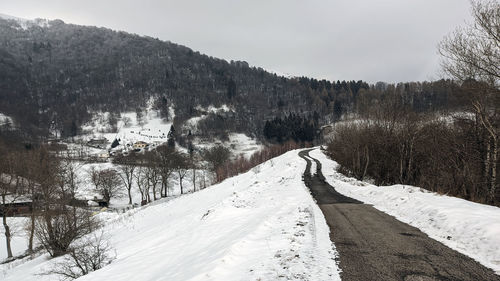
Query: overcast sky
0 0 472 83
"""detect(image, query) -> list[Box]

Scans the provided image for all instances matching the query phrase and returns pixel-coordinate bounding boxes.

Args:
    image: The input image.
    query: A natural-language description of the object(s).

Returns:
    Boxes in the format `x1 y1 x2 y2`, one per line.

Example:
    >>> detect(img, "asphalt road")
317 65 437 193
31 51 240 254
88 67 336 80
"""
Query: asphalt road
299 149 500 281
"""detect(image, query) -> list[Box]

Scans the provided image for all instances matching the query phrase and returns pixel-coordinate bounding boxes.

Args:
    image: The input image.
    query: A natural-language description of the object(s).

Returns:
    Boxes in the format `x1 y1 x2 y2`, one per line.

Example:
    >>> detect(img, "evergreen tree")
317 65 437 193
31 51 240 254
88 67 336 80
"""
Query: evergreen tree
111 138 120 148
167 125 176 147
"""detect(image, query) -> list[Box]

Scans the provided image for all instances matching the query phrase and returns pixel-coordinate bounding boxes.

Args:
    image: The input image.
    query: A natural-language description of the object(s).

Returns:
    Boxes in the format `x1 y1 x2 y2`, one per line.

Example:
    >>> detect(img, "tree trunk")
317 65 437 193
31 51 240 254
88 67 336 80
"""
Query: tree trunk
399 143 405 184
104 190 111 205
485 135 492 197
192 168 196 192
490 137 498 204
406 140 414 183
44 212 56 256
179 171 184 194
139 190 144 201
2 195 13 259
362 146 369 180
128 188 132 205
28 211 35 253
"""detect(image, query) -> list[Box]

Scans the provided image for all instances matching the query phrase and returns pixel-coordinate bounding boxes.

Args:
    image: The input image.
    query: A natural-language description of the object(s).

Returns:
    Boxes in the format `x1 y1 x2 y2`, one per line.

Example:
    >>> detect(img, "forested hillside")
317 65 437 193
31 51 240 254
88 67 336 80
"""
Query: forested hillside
0 16 333 140
0 15 460 144
326 0 500 206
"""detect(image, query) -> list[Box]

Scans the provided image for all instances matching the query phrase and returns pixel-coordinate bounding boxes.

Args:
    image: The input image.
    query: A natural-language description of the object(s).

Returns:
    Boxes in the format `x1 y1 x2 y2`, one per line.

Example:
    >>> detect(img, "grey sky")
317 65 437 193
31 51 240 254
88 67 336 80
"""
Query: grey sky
0 0 472 83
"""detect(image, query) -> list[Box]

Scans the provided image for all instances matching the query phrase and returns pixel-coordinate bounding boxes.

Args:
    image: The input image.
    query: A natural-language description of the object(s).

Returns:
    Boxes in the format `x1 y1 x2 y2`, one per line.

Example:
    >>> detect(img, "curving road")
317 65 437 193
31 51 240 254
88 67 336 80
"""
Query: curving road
299 149 500 281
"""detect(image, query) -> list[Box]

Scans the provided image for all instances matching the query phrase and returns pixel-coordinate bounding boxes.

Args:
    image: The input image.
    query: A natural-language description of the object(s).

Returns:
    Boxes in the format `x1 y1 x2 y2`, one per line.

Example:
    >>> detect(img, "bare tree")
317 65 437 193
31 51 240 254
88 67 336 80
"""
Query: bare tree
134 166 148 205
24 153 39 254
29 147 98 257
439 0 500 204
146 166 161 201
439 0 500 86
90 168 122 205
156 146 176 197
114 155 137 205
142 153 161 201
57 158 83 202
0 152 19 259
174 153 189 194
190 156 198 192
35 209 98 257
203 145 231 173
122 116 132 127
44 231 114 280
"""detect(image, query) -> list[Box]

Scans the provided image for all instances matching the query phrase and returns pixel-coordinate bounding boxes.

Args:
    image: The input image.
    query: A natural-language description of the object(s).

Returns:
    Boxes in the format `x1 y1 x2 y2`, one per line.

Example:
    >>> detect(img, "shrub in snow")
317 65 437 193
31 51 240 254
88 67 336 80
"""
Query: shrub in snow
35 208 99 257
44 231 115 280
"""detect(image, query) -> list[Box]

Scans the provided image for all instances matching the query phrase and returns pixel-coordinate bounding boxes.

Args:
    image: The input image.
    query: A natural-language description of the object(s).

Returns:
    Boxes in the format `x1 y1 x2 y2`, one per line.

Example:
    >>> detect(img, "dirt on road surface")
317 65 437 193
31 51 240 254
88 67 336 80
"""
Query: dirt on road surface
299 149 500 281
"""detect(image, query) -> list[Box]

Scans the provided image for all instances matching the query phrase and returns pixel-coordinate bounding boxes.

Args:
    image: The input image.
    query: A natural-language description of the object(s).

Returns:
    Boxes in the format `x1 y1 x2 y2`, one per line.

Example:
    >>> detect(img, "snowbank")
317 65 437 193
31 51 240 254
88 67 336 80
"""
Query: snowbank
1 150 340 281
310 148 500 274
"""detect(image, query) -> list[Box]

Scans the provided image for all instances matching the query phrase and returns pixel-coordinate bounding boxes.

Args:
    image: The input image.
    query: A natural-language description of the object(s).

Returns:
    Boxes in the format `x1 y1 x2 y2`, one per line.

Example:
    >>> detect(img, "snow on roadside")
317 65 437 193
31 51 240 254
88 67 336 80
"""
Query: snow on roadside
310 148 500 274
1 150 340 281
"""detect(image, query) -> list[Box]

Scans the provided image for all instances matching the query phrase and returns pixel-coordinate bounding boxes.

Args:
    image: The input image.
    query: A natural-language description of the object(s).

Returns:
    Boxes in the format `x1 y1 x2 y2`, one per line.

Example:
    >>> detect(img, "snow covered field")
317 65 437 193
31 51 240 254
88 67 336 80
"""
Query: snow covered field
183 104 263 159
183 105 233 135
194 133 263 160
78 102 174 155
73 102 261 159
1 150 340 281
310 148 500 274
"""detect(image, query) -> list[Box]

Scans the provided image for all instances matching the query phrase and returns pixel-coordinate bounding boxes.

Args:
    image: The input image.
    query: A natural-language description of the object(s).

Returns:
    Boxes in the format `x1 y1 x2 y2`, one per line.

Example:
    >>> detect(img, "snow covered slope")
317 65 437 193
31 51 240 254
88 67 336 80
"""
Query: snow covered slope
78 102 174 154
0 113 14 126
311 149 500 274
1 150 340 281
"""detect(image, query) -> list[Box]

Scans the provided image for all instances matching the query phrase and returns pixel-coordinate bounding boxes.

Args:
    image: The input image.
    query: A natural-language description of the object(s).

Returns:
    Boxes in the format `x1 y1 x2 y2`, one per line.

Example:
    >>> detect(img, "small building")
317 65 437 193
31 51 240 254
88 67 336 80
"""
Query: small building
133 141 148 150
91 197 109 208
87 138 109 148
98 152 110 159
0 201 32 216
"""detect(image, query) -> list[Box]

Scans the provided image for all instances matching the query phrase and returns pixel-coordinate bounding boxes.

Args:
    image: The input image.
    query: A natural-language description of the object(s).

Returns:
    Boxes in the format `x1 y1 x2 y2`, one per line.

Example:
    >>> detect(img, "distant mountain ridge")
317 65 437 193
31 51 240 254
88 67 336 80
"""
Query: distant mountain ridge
0 13 53 29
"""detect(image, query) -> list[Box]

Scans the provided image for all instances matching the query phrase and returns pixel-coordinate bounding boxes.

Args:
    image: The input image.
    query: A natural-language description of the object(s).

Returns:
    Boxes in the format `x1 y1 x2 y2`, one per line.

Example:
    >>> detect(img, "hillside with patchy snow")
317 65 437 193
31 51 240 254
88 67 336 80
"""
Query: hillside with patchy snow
1 150 340 281
68 101 262 160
